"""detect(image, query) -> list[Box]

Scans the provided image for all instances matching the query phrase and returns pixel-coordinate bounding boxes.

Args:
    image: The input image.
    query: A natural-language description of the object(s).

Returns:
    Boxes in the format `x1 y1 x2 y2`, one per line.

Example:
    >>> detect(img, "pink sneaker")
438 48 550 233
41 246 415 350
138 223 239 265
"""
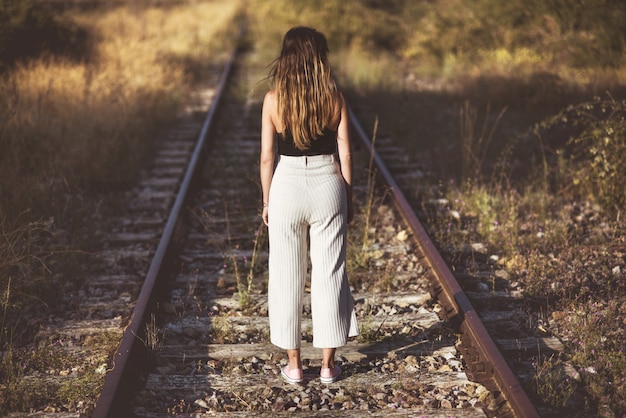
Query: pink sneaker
320 365 341 383
281 366 303 384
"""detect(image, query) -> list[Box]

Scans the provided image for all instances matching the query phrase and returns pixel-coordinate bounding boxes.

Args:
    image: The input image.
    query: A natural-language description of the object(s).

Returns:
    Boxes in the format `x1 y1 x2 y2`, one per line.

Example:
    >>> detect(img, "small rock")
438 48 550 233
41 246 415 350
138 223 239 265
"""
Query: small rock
428 198 449 207
462 242 488 255
564 362 580 381
405 355 418 365
194 399 209 409
476 282 489 292
449 360 462 370
487 398 500 411
396 230 409 241
585 366 597 374
494 269 509 280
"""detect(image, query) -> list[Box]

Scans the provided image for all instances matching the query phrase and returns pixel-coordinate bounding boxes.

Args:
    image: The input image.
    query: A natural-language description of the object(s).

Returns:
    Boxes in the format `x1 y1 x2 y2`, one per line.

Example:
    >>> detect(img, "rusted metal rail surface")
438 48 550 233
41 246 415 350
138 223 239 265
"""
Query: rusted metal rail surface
349 111 541 418
88 36 544 418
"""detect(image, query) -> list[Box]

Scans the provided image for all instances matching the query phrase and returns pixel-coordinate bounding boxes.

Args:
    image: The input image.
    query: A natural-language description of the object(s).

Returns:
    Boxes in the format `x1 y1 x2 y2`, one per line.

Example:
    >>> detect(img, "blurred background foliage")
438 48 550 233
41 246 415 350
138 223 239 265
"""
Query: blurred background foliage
410 0 626 69
247 0 626 213
3 0 625 78
249 0 626 75
0 0 92 70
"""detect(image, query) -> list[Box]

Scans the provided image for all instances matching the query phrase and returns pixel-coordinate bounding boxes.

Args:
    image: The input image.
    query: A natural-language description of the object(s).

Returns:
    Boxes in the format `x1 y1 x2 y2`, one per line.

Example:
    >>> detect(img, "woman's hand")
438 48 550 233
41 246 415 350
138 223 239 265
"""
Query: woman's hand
262 205 269 226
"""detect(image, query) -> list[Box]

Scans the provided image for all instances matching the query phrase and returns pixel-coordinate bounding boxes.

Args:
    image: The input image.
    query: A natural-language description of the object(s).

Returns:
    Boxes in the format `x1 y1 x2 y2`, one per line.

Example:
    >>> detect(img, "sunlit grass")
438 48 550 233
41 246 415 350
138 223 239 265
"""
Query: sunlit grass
0 0 242 306
0 0 242 414
0 1 241 221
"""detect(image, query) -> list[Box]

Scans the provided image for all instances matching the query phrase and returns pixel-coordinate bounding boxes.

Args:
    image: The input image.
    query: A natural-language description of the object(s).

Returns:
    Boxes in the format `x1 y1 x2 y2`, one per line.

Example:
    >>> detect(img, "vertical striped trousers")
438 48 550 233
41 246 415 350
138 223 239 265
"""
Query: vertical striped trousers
268 154 359 350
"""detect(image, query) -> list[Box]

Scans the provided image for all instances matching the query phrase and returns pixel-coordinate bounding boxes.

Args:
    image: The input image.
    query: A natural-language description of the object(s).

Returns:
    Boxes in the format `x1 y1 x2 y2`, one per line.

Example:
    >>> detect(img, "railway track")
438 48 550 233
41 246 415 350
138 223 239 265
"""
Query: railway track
85 39 557 418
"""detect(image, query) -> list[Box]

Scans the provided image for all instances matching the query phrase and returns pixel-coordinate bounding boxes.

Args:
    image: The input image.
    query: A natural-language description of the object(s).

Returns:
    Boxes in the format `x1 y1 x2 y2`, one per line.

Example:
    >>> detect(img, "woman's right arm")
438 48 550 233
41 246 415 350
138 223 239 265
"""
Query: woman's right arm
260 91 277 226
335 93 354 224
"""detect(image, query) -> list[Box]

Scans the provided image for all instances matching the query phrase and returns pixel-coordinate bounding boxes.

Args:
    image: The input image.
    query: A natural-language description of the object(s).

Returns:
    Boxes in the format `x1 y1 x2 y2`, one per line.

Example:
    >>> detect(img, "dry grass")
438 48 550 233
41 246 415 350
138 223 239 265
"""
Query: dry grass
395 86 626 417
0 1 242 414
0 1 241 221
0 0 242 292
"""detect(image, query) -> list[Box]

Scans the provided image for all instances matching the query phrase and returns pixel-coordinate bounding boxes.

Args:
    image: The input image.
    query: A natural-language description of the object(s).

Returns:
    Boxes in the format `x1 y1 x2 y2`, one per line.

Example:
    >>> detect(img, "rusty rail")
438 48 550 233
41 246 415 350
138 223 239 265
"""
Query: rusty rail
92 32 242 418
349 109 540 418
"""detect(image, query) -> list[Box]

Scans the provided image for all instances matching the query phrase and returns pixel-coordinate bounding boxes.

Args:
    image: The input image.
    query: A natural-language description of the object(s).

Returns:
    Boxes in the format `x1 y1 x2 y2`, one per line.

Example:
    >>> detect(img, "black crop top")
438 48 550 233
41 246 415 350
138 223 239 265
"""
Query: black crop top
276 128 337 156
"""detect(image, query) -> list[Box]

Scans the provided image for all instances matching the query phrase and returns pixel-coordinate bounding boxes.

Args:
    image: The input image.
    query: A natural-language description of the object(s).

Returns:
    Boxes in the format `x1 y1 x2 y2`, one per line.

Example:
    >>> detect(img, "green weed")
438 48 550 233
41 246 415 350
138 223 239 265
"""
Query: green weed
459 101 507 180
356 316 381 344
533 355 577 408
0 331 116 414
210 316 232 345
223 206 265 311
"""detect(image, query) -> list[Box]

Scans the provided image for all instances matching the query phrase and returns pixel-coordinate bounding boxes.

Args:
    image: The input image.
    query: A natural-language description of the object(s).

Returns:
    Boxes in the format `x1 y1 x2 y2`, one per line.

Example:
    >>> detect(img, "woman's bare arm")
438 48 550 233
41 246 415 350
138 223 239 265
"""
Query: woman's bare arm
260 91 277 226
336 94 353 223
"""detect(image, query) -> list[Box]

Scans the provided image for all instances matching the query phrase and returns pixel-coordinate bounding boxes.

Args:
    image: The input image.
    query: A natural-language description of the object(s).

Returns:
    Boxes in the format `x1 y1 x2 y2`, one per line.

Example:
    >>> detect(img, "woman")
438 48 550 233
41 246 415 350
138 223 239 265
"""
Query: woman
260 26 359 384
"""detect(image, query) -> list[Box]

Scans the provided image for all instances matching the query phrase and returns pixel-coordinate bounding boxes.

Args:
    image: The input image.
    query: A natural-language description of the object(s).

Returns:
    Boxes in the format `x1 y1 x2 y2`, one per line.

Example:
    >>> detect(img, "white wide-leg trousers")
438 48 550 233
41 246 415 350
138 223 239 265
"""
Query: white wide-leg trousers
268 154 359 350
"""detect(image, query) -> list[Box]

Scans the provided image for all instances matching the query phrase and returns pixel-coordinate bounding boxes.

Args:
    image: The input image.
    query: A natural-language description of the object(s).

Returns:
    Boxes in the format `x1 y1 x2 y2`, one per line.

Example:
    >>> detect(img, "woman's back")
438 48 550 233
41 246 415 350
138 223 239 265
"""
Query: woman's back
270 26 340 150
276 127 338 156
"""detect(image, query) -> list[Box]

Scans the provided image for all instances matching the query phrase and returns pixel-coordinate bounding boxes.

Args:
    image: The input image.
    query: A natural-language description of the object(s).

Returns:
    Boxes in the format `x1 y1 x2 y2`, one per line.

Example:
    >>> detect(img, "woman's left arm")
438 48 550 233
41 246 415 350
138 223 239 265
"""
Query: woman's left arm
336 94 353 223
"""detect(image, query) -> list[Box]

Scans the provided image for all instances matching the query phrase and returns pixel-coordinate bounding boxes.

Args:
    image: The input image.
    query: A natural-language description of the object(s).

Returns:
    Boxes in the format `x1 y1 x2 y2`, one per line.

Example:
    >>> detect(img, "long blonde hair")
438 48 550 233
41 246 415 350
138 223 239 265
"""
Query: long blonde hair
270 26 339 150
